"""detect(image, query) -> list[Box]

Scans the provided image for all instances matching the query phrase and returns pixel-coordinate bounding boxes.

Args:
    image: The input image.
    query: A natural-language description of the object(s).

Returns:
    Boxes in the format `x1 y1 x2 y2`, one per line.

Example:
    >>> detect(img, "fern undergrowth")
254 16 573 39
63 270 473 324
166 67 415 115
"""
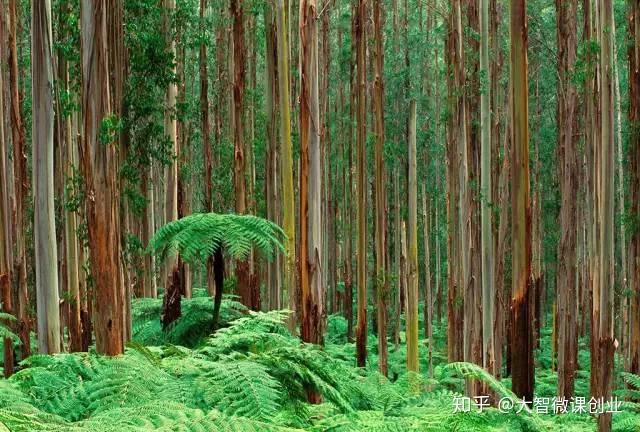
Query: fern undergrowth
0 296 638 431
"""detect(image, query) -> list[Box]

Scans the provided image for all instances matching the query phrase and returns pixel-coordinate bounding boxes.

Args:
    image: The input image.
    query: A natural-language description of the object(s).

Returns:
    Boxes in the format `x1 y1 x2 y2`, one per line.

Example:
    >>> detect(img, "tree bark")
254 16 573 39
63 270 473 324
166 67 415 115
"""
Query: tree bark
355 0 368 368
276 0 296 328
9 0 30 360
480 0 495 379
594 1 616 430
422 185 433 378
161 0 183 327
509 0 534 402
556 0 579 400
230 0 254 310
628 0 640 381
299 0 324 348
62 63 83 352
372 0 387 377
265 4 282 311
80 0 124 356
0 12 14 374
32 0 61 355
200 0 216 303
406 100 419 375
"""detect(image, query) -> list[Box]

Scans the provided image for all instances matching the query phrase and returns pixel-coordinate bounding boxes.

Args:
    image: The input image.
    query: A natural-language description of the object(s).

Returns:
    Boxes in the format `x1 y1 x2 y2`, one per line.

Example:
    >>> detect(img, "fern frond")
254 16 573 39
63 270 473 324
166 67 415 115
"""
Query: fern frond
147 213 285 264
194 359 282 420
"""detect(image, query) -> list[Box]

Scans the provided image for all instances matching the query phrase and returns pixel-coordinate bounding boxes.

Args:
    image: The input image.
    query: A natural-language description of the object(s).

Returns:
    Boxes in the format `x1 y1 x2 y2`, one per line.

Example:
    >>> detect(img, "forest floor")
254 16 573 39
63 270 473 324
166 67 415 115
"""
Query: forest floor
0 289 639 431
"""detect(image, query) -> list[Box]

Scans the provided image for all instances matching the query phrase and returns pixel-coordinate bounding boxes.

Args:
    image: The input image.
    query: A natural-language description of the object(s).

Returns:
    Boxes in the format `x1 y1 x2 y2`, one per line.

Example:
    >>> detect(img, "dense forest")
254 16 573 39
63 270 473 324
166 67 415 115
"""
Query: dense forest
0 0 639 430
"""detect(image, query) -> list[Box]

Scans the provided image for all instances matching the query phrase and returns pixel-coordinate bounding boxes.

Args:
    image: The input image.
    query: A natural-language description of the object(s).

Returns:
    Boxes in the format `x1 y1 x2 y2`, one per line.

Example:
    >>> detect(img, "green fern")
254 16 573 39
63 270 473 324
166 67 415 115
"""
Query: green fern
0 313 19 346
147 213 285 264
194 359 283 420
618 372 640 401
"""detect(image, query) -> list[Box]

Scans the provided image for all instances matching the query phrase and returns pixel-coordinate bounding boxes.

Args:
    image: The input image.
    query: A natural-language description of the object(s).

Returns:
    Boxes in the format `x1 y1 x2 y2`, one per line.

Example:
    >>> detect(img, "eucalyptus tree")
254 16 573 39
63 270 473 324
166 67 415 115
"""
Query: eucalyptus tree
299 0 324 346
629 0 640 381
81 0 124 355
9 0 30 359
509 0 534 402
0 14 14 375
355 0 368 368
373 0 388 376
479 0 495 379
163 0 182 320
230 0 254 310
276 0 297 329
407 100 419 374
593 1 616 430
32 0 61 355
556 0 579 400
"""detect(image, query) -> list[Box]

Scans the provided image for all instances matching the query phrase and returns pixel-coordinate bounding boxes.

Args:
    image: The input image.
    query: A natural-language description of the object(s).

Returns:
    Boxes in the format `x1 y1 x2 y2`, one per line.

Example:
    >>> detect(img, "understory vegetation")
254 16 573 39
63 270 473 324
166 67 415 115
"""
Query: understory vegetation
1 291 639 431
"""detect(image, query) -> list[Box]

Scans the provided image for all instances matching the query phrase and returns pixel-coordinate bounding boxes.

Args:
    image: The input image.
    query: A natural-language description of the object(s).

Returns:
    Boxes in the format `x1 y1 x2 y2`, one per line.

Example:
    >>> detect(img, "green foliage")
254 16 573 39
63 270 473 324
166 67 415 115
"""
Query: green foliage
132 290 247 346
147 212 285 264
7 304 639 431
0 313 19 346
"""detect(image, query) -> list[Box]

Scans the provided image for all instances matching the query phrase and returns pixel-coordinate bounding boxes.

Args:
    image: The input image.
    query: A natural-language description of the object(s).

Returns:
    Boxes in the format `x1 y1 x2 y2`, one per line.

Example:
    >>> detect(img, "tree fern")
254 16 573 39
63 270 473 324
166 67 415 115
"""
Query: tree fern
194 359 283 420
147 213 285 264
618 372 640 401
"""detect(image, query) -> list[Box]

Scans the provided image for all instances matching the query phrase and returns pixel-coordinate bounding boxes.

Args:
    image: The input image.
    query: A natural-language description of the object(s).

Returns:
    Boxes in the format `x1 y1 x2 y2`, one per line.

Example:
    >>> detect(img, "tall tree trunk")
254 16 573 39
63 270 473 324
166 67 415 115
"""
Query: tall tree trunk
142 165 157 298
495 88 511 379
489 0 504 379
594 1 616 430
509 0 534 402
556 0 579 400
265 4 282 310
449 0 468 366
463 0 482 394
276 0 297 329
0 14 14 374
299 0 324 348
612 15 628 362
406 100 419 375
200 0 211 210
32 0 61 355
479 0 495 379
81 0 124 356
393 166 401 349
422 185 433 378
161 0 183 328
230 0 253 310
9 0 30 360
355 0 368 368
109 0 129 344
628 0 640 380
372 0 387 377
62 63 83 352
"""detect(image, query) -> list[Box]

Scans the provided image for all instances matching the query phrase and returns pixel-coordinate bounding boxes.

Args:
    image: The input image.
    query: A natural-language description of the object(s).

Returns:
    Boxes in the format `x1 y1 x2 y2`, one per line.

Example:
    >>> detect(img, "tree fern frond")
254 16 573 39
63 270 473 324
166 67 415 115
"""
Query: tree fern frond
147 213 285 265
194 360 282 420
621 372 640 391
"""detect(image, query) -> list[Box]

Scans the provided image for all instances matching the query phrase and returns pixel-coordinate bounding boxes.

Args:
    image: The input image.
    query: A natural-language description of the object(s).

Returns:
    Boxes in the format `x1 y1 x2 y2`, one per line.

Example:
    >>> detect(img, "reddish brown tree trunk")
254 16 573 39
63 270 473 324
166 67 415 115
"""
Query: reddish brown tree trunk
0 9 13 373
628 0 640 380
80 0 124 356
354 0 368 368
509 0 534 402
556 0 579 400
299 0 324 348
8 0 30 360
230 0 255 310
